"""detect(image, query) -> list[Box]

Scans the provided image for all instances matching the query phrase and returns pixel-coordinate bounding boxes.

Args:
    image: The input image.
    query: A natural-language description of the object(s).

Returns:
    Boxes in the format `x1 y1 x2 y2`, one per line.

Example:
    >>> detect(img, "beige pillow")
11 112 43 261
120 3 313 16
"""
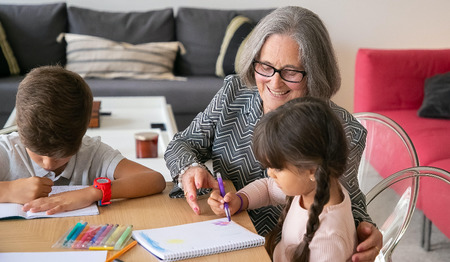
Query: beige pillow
215 16 254 78
59 33 185 80
0 21 20 76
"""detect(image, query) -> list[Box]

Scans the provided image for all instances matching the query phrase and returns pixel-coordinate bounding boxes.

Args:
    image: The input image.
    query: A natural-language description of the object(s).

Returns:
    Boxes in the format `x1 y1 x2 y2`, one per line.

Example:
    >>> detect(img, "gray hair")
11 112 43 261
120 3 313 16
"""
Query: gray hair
237 6 341 99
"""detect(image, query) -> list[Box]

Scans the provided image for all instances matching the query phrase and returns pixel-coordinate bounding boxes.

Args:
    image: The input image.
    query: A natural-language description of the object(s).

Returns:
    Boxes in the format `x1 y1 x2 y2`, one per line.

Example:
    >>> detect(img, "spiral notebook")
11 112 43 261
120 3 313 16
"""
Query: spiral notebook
132 218 265 261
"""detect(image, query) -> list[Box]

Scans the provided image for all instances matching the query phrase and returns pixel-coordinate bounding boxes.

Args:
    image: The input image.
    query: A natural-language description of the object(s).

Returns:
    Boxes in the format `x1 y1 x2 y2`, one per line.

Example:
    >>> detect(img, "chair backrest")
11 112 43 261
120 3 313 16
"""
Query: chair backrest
366 166 450 262
354 112 419 194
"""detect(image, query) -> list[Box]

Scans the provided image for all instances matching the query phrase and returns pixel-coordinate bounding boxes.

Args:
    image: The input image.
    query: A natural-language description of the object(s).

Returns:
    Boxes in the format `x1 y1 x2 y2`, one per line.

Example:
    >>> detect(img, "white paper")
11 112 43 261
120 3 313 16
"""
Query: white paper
0 251 107 262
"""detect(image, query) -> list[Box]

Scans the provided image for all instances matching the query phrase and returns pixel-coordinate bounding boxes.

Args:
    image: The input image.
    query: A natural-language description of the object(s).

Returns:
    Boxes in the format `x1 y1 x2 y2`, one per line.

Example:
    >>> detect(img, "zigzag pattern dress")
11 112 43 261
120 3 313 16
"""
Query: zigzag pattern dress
164 75 371 236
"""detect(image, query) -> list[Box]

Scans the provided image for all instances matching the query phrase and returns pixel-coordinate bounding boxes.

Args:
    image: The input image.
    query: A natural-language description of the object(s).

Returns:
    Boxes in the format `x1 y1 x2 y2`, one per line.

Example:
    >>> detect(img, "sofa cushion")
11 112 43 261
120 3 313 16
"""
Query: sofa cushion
175 8 272 76
67 6 175 44
0 21 20 77
418 72 450 119
0 3 67 73
215 15 254 78
61 33 183 80
377 109 450 170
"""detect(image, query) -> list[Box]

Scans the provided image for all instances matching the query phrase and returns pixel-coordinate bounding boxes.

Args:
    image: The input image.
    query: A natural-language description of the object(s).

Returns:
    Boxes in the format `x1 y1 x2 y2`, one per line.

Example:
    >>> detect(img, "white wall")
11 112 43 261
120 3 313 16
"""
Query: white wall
2 0 450 112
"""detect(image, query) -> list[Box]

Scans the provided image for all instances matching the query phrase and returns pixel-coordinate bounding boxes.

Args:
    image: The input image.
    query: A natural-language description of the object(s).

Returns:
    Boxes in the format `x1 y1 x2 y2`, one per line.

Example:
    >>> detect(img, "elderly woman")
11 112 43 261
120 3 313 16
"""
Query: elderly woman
165 6 382 261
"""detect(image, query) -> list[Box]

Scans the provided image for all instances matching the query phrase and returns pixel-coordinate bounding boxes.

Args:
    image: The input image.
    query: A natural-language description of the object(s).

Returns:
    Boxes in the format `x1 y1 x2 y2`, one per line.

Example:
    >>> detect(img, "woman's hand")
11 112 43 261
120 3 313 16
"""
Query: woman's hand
181 166 218 215
207 190 243 217
22 186 101 215
352 221 383 262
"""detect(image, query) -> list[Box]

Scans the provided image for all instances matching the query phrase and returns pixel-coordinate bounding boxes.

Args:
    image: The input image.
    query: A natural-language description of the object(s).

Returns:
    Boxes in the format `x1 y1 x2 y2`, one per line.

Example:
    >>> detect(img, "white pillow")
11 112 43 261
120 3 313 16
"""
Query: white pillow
59 33 185 80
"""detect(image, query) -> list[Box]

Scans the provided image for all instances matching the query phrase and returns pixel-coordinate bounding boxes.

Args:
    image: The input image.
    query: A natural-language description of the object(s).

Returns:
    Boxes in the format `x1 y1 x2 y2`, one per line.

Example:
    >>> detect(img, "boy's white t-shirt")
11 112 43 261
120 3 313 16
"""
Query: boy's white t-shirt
0 132 124 185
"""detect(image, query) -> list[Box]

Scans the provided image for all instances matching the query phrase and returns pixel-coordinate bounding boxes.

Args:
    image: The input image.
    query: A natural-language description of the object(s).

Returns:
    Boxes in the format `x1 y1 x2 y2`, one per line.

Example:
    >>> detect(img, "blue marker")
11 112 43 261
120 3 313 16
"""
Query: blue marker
62 221 83 246
65 221 87 247
90 224 109 245
217 173 231 222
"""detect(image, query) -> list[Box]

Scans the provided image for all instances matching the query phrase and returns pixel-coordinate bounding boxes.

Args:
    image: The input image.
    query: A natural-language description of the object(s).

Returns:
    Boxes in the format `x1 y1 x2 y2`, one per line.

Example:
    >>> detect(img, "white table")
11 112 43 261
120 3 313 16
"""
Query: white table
85 96 178 181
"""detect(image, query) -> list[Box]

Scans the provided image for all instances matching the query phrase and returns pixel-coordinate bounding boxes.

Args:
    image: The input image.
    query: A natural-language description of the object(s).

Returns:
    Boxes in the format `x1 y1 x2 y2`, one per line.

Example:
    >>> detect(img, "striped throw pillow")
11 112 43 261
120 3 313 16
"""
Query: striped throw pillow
60 33 184 80
0 21 20 77
215 16 254 78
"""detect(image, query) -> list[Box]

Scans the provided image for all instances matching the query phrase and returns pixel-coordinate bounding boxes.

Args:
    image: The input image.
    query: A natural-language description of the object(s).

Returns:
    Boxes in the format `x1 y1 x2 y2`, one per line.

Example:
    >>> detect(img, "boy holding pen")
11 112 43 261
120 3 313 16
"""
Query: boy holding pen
0 65 166 214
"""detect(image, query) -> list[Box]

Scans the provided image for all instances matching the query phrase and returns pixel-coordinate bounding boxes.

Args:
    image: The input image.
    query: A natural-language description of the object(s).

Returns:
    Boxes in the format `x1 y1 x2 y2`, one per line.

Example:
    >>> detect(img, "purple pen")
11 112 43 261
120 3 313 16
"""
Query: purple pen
217 172 231 222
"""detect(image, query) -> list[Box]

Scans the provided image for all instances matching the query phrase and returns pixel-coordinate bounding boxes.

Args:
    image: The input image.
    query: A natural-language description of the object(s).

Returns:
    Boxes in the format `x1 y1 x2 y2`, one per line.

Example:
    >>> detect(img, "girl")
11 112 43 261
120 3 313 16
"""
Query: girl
208 97 357 261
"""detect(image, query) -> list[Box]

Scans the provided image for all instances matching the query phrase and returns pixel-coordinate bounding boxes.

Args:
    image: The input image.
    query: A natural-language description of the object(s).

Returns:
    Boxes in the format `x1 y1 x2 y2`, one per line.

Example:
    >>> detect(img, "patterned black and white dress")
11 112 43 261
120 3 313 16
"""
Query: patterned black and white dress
164 75 371 236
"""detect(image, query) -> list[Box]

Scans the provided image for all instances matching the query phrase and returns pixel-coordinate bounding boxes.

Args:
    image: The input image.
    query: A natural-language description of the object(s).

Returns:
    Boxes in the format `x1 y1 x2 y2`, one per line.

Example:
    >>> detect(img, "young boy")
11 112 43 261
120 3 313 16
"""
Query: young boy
0 65 166 214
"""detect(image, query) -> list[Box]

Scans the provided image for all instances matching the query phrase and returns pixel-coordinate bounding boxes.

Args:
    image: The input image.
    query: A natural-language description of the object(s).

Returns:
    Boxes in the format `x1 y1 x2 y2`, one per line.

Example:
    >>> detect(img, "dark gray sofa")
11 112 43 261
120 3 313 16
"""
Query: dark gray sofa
0 3 272 130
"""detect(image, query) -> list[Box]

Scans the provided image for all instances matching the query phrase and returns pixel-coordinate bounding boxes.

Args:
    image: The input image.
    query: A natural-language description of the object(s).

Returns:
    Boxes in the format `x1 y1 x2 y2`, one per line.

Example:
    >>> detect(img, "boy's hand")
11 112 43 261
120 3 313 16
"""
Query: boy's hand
8 177 53 204
22 186 101 215
207 190 241 217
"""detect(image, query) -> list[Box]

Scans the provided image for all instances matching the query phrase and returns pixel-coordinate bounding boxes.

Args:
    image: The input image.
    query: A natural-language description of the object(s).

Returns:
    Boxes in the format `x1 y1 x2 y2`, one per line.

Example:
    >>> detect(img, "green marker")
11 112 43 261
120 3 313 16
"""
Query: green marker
105 225 125 247
114 225 133 250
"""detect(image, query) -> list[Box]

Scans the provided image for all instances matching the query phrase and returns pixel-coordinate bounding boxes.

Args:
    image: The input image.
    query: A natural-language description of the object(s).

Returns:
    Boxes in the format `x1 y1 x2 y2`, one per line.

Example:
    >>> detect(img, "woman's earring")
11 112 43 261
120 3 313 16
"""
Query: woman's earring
310 177 315 182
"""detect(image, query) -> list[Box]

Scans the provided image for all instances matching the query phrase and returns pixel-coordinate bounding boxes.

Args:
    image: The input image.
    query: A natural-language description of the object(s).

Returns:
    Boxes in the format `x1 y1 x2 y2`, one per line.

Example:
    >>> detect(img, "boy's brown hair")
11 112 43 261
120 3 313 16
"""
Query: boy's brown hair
16 65 93 158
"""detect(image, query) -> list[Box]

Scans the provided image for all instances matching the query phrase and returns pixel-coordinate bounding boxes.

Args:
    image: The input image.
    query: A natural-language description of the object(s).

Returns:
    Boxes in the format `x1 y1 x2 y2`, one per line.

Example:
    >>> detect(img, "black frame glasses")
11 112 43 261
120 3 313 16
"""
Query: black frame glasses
252 60 306 83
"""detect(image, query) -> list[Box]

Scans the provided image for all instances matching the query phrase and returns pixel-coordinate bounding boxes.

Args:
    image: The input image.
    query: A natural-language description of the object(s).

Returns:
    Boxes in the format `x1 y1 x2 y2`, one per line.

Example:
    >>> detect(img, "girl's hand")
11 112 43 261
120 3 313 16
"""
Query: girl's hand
22 186 101 215
207 190 242 217
7 177 53 204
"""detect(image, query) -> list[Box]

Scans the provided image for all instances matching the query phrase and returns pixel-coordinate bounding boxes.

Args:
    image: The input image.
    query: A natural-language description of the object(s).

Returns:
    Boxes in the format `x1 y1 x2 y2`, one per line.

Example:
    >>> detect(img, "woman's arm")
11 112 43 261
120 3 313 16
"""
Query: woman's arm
330 101 372 225
164 79 229 182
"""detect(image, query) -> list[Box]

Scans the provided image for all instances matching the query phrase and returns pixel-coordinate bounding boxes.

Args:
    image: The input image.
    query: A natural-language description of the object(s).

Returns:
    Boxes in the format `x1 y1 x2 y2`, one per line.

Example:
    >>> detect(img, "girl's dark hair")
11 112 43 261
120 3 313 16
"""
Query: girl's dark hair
252 97 348 261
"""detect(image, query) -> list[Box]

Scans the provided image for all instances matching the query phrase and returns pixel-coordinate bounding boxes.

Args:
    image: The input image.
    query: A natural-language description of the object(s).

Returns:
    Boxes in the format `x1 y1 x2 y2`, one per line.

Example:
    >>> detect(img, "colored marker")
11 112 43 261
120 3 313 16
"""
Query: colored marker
65 221 87 247
52 224 76 248
104 225 126 247
62 221 83 247
106 240 138 262
78 226 100 249
114 225 133 250
89 246 115 250
71 225 90 248
90 224 109 246
217 173 231 222
96 224 117 246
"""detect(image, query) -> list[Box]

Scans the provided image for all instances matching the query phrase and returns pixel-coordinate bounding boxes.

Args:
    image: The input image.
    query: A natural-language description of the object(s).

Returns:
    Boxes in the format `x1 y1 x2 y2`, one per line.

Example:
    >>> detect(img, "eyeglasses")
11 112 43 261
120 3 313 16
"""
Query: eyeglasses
253 60 306 83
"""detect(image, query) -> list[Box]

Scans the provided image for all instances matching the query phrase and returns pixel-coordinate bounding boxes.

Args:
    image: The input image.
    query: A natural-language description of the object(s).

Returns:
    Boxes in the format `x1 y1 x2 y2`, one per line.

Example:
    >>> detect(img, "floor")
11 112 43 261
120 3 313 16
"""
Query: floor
361 165 450 262
392 210 450 261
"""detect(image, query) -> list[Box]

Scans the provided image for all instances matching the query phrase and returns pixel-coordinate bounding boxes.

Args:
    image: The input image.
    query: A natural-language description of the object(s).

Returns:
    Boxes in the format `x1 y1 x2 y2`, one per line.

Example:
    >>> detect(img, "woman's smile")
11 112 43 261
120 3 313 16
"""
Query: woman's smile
267 86 290 97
